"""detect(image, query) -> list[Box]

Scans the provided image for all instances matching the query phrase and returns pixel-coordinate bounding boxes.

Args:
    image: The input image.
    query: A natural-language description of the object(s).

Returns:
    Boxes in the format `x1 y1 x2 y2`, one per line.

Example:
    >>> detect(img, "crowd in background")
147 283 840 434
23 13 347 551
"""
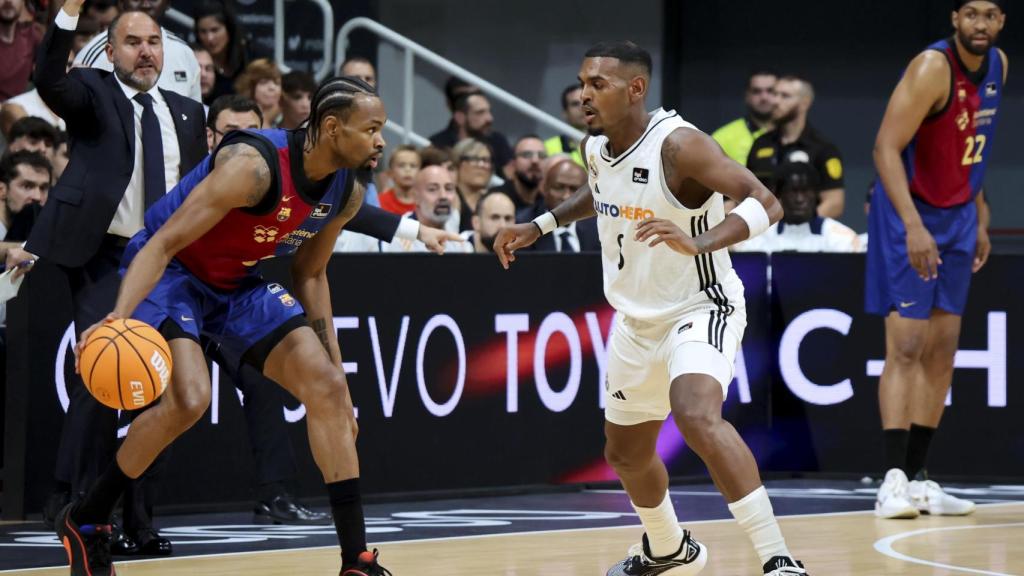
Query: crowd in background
0 0 869 262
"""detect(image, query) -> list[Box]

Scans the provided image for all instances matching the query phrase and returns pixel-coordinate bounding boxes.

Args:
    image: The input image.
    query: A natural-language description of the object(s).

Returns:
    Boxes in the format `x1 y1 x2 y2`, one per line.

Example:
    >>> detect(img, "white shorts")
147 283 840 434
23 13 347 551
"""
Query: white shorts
604 305 746 426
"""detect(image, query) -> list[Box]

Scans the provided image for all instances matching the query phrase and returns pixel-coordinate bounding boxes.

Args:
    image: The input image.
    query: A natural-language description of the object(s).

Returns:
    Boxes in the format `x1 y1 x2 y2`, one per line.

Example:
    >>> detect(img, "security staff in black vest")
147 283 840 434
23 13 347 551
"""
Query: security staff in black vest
746 75 845 219
7 0 206 552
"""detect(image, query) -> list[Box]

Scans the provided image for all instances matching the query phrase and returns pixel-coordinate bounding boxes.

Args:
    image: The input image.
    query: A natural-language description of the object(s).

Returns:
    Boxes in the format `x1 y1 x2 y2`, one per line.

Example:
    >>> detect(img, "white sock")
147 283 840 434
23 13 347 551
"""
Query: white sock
728 486 791 565
632 491 685 558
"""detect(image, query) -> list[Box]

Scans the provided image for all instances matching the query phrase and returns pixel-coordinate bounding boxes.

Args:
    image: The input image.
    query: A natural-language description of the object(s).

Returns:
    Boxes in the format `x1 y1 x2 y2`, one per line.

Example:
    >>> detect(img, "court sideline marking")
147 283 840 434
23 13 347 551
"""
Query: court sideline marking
873 521 1024 576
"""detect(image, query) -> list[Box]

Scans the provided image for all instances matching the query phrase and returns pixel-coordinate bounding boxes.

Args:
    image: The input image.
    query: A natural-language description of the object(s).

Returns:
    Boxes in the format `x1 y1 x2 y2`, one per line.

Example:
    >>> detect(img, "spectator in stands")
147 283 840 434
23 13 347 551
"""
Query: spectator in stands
0 0 43 101
712 70 776 165
338 56 376 88
234 58 280 127
524 154 599 252
192 44 216 105
747 75 845 218
465 191 515 253
429 91 513 178
278 70 314 129
194 0 256 101
544 84 585 166
452 138 492 233
6 116 58 163
0 150 50 246
83 0 117 31
420 145 455 180
491 135 546 212
205 94 261 151
0 50 71 137
75 0 200 101
382 165 467 252
733 162 861 253
442 75 477 112
378 145 420 215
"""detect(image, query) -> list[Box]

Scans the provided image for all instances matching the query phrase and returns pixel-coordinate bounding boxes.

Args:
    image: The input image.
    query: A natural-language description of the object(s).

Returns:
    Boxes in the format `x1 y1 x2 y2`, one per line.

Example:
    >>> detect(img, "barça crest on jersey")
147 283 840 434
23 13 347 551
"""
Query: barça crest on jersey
958 86 967 102
253 225 279 243
311 203 332 219
632 167 649 184
278 293 296 307
277 206 292 222
986 82 998 97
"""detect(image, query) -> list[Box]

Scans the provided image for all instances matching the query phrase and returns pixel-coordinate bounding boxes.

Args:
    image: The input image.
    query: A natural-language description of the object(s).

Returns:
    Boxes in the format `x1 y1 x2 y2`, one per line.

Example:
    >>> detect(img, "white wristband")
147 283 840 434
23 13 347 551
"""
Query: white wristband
395 218 420 242
732 197 771 239
531 212 558 235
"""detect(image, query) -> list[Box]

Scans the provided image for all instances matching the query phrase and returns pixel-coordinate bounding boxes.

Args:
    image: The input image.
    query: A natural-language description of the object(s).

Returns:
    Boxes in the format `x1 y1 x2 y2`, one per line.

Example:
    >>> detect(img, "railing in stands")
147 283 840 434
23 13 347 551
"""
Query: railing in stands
164 7 193 32
336 17 584 146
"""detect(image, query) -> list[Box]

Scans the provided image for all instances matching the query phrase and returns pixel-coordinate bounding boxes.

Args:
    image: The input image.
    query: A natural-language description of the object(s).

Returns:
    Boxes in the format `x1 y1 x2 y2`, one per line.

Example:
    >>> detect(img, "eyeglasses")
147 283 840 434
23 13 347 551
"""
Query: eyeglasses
516 151 548 160
460 155 492 166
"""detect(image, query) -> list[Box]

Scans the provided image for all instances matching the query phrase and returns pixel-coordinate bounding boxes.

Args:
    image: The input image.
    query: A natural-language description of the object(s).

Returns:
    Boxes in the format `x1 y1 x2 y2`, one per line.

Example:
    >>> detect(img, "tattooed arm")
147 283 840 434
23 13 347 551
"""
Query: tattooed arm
288 179 366 364
108 143 271 320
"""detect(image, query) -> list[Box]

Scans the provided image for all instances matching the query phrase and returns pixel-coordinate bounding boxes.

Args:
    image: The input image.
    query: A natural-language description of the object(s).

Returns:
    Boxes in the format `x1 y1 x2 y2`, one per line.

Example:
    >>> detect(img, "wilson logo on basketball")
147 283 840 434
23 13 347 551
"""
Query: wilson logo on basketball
129 381 146 407
150 350 171 390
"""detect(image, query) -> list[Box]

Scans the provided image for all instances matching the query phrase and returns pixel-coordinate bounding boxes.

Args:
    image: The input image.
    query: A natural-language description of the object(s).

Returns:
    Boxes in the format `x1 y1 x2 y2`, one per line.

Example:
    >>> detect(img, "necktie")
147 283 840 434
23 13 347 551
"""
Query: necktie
133 92 166 208
558 229 577 253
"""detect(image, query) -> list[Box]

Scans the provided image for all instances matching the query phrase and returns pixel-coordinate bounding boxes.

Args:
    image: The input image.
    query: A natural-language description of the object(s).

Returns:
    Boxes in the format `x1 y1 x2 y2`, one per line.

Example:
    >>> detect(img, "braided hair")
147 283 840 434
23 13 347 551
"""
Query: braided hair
304 75 379 150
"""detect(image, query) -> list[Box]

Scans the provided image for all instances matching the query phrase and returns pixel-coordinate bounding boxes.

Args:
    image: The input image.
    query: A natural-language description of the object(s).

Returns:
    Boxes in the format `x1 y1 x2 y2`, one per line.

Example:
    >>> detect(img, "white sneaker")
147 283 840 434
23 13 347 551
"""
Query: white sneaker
605 531 708 575
909 479 976 516
875 468 920 519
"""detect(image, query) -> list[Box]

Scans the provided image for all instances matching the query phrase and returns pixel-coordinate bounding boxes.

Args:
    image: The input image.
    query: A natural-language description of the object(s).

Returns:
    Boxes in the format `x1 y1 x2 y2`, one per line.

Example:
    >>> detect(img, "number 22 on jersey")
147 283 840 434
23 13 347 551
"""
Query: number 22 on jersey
962 134 986 166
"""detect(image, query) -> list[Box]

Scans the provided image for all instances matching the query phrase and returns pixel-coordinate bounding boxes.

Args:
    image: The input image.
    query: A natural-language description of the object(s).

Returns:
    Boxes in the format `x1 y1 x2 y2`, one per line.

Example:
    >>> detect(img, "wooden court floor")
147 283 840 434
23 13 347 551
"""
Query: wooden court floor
6 502 1021 575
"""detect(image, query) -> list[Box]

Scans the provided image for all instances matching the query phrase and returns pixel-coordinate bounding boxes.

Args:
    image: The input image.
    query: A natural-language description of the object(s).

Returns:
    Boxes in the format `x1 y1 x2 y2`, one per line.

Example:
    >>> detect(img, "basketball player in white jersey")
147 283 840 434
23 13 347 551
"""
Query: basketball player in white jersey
495 42 808 576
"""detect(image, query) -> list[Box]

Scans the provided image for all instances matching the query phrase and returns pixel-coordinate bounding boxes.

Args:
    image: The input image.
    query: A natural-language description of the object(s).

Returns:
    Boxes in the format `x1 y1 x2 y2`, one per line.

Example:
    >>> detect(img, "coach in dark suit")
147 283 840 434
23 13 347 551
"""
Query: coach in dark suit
8 0 205 549
517 155 600 252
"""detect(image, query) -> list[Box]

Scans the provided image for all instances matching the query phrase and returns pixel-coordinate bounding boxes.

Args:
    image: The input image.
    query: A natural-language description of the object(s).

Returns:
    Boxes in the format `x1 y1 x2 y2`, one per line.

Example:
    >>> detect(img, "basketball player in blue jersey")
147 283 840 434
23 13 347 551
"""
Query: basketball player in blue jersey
58 77 459 576
496 42 807 576
869 0 1006 519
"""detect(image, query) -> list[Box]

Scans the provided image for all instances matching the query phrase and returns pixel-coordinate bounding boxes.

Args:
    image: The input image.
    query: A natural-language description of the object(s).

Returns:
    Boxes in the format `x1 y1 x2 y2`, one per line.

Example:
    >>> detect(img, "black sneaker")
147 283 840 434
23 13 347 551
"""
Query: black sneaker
763 556 808 575
340 549 393 576
55 503 115 576
254 494 331 525
606 531 708 575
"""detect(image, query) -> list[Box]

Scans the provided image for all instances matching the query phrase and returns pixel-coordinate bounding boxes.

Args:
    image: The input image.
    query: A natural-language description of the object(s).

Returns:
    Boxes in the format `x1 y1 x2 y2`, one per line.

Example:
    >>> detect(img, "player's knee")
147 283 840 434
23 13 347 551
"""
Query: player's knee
673 407 720 446
888 334 926 364
301 365 353 416
170 385 211 428
604 438 652 475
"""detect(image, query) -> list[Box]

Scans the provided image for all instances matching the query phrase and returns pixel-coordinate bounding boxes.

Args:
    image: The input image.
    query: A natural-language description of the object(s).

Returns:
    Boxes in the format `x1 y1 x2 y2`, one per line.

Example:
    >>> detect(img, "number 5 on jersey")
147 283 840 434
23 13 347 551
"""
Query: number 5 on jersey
962 134 986 166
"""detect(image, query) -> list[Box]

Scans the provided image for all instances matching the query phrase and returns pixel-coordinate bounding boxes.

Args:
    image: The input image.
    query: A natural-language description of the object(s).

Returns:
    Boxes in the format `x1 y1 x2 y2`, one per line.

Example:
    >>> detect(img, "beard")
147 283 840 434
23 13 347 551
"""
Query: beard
958 29 996 56
586 126 605 136
773 107 798 127
115 63 159 92
479 233 497 253
515 170 541 189
467 125 492 138
749 107 773 123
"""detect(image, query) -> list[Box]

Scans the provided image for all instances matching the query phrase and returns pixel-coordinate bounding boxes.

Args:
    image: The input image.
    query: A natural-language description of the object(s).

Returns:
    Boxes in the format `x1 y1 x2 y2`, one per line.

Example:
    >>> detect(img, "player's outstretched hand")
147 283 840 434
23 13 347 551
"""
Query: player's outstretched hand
635 218 699 256
418 227 463 255
74 312 123 374
973 227 991 273
495 223 541 270
906 223 941 281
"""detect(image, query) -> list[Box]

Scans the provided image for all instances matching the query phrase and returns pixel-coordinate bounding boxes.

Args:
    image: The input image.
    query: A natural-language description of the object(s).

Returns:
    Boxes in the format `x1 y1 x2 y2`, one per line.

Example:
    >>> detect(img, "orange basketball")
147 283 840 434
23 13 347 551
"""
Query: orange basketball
79 319 173 410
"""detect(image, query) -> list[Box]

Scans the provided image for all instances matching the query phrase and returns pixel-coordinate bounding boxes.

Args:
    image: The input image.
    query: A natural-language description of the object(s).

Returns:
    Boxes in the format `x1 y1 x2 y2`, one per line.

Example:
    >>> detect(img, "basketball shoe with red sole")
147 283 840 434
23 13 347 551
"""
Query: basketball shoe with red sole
55 503 116 576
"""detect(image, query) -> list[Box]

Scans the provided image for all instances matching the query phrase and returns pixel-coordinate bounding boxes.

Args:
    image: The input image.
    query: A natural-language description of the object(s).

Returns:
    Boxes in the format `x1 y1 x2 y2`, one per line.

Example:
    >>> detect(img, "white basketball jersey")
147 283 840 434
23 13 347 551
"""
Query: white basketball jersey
584 108 745 322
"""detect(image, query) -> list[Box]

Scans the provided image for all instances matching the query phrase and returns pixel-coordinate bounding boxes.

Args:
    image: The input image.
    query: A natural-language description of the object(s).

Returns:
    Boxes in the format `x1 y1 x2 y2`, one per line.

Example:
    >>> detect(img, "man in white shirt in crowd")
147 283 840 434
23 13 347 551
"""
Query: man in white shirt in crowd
74 0 201 101
734 161 862 253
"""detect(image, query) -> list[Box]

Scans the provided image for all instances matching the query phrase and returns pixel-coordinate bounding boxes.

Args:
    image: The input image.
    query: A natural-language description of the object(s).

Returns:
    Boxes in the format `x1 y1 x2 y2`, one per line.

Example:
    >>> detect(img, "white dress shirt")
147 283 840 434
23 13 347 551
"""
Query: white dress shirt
553 222 581 252
74 25 202 102
732 217 864 254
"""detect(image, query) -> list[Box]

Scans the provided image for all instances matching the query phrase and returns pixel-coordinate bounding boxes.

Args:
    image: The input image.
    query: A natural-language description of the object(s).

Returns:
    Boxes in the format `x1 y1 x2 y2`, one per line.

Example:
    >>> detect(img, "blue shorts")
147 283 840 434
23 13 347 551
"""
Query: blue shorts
865 184 977 319
121 233 306 370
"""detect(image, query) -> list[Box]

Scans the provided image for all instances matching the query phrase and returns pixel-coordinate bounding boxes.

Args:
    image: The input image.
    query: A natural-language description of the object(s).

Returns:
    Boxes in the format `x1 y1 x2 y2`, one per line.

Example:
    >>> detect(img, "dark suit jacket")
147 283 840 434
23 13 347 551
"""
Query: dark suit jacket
26 22 206 268
517 198 601 252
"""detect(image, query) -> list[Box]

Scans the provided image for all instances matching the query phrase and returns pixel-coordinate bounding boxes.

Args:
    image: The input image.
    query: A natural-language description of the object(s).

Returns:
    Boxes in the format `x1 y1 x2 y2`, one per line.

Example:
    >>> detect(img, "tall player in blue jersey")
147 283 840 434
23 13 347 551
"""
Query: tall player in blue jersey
869 0 1006 519
58 77 459 576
